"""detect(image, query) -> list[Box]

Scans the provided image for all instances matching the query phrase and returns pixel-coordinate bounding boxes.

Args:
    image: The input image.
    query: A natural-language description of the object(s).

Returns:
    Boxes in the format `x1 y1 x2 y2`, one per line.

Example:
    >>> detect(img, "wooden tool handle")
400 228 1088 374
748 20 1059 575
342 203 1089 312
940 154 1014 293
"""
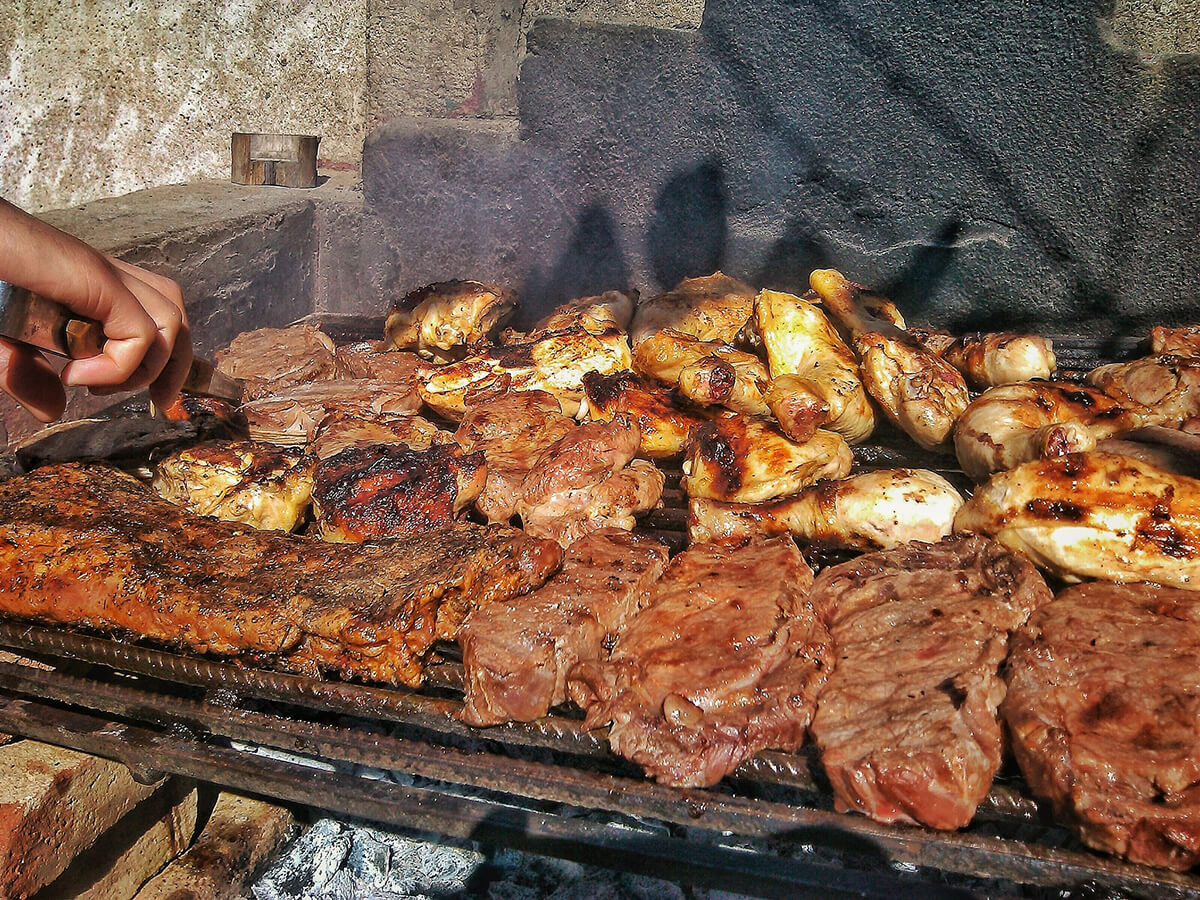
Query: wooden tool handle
64 319 106 359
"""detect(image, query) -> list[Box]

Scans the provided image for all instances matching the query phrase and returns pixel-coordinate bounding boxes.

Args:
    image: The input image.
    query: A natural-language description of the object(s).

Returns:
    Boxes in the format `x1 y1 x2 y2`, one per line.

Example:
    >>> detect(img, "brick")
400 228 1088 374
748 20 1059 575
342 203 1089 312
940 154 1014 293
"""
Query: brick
39 780 198 900
0 740 162 897
133 792 296 900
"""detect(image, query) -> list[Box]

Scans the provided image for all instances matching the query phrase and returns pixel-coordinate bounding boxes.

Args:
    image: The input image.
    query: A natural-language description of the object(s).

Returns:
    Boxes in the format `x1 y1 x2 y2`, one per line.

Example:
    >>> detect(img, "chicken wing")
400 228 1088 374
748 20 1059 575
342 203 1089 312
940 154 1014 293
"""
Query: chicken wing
1150 324 1200 357
502 289 636 343
910 328 1057 388
955 451 1200 588
688 468 964 549
1088 355 1200 425
633 329 770 416
682 414 852 503
754 288 876 443
630 271 756 346
418 325 632 419
153 441 313 532
811 269 968 451
384 280 518 362
582 371 709 459
953 381 1143 481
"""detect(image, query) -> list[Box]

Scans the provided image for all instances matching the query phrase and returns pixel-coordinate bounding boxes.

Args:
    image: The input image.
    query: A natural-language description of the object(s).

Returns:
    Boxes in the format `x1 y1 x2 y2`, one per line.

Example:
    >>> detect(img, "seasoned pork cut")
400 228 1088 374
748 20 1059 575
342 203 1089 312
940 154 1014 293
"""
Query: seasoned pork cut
1004 582 1200 869
242 380 423 446
954 451 1200 588
0 465 562 687
459 529 668 726
307 411 453 461
809 535 1051 829
384 280 518 362
334 341 428 387
214 324 343 401
571 536 831 787
153 440 313 532
519 459 665 548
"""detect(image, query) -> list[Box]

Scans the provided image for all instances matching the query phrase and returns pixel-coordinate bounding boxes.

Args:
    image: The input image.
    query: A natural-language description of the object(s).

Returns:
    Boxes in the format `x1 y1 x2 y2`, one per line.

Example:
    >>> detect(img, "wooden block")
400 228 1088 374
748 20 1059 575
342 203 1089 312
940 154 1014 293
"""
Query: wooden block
0 740 163 897
133 792 296 900
231 133 319 188
39 780 199 900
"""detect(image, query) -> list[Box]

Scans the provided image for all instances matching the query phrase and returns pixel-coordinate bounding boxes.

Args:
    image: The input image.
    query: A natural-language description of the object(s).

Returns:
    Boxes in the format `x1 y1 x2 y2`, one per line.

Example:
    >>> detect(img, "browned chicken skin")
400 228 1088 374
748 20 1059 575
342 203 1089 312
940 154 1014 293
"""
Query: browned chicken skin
582 371 710 459
1150 324 1200 357
633 329 770 417
501 289 636 343
909 328 1057 388
1088 354 1200 424
385 280 518 362
630 271 757 346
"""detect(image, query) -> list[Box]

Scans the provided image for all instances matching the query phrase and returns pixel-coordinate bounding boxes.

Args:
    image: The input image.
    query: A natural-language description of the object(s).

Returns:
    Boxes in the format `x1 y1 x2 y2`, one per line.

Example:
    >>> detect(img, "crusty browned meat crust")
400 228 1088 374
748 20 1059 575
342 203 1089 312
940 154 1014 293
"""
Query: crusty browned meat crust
0 464 561 687
571 536 829 787
459 529 668 726
1004 581 1200 870
809 535 1051 830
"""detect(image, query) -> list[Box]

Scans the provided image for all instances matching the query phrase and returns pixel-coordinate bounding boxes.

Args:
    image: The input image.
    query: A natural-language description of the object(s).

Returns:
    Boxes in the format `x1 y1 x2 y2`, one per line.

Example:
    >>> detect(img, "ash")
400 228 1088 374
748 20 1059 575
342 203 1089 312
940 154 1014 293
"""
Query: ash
251 818 754 900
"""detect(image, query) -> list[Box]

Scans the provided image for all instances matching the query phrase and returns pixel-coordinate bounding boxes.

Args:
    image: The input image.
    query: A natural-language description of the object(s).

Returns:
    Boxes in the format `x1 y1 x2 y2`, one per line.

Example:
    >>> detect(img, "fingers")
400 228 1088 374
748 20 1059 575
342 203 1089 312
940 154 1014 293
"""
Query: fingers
0 338 66 422
106 258 192 408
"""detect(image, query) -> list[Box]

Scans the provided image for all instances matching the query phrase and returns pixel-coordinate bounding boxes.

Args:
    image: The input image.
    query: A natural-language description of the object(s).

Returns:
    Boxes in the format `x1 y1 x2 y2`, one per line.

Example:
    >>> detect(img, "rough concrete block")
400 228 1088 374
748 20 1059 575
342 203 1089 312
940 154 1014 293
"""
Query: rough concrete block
133 792 295 900
39 780 199 900
0 740 163 897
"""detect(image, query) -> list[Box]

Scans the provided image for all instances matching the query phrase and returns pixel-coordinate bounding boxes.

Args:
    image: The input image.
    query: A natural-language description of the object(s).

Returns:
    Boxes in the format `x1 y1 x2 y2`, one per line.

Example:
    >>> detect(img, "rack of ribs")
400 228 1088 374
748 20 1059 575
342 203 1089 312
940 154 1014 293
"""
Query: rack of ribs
0 464 562 687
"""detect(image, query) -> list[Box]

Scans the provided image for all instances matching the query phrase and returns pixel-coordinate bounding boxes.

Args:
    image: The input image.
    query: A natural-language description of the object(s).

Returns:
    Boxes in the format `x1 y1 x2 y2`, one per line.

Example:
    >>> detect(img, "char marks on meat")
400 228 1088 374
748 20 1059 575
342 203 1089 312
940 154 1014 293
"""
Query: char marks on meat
0 465 561 687
808 535 1051 829
571 536 830 788
459 529 669 726
1004 582 1200 870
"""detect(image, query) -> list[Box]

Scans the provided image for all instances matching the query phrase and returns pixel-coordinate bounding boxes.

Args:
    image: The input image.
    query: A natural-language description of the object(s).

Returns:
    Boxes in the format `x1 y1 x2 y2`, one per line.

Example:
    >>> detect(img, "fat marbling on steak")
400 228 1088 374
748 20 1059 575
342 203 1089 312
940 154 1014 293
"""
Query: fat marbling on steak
808 534 1051 830
459 529 668 726
0 464 561 687
570 535 830 787
1004 581 1200 870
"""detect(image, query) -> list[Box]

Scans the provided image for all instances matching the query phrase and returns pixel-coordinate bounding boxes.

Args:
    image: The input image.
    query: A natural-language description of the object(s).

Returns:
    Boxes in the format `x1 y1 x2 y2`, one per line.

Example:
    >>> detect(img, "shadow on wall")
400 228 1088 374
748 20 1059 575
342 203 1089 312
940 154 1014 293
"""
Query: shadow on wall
522 205 631 313
647 160 729 288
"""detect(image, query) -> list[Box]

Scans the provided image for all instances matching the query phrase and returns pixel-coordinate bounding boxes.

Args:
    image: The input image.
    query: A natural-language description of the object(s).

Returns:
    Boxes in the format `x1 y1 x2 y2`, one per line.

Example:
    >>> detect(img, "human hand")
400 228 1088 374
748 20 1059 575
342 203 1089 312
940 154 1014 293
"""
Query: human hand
0 198 192 421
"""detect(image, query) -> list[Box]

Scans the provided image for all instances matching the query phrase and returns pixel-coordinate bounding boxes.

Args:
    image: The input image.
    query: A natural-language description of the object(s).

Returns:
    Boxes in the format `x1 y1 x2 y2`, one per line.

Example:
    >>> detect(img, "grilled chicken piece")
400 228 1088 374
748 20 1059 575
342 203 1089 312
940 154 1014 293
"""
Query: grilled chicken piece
384 280 518 362
1151 324 1200 357
418 326 631 419
688 468 963 549
633 329 770 416
683 415 852 503
955 451 1200 588
812 269 968 451
214 325 343 401
519 460 665 547
570 536 830 788
455 390 576 523
334 342 429 388
1088 354 1200 425
308 412 453 461
517 416 641 509
153 440 313 532
501 290 636 343
459 529 668 726
763 375 829 444
0 464 562 687
910 328 1057 388
582 371 709 459
953 381 1141 481
1097 426 1200 478
242 380 423 446
630 271 757 346
311 443 486 542
755 288 876 443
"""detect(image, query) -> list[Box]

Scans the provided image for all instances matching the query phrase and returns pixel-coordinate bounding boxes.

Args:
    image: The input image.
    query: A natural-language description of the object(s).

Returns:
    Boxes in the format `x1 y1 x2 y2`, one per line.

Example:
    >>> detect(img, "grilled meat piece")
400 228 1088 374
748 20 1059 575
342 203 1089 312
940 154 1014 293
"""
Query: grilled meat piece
571 536 830 788
517 416 640 509
1004 582 1200 869
214 325 343 401
334 342 428 388
459 529 668 726
688 468 963 550
311 443 486 542
502 290 636 343
1088 354 1200 424
955 451 1200 588
630 272 757 346
455 390 576 523
812 269 968 451
153 440 313 532
810 535 1051 830
582 371 710 459
953 381 1140 481
1151 324 1200 357
633 330 770 417
384 280 518 362
419 326 631 419
242 380 423 446
682 415 852 503
308 412 454 461
755 289 876 443
910 328 1057 388
0 464 561 687
519 459 665 548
